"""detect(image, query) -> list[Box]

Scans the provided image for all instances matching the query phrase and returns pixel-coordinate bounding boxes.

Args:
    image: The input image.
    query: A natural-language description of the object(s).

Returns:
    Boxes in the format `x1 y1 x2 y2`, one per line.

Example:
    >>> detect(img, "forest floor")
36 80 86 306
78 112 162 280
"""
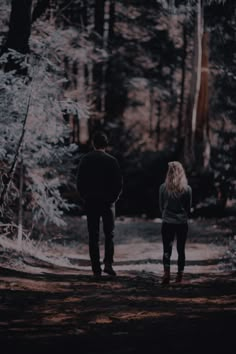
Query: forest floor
0 216 235 354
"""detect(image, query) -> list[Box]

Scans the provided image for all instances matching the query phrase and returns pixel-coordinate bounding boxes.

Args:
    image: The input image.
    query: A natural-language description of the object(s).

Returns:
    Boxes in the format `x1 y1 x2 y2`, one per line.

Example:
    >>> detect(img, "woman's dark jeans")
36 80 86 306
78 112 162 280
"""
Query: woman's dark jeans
161 222 188 272
86 200 115 274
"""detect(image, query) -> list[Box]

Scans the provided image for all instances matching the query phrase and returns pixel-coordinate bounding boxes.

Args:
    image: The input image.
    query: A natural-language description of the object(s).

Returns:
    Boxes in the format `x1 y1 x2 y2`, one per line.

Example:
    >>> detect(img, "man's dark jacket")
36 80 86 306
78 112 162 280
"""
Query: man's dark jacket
77 151 123 203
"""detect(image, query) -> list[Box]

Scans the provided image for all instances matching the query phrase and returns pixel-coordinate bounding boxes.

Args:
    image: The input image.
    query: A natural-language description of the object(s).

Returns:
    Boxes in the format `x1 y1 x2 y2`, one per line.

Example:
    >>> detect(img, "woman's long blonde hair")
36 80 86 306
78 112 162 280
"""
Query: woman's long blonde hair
165 161 188 196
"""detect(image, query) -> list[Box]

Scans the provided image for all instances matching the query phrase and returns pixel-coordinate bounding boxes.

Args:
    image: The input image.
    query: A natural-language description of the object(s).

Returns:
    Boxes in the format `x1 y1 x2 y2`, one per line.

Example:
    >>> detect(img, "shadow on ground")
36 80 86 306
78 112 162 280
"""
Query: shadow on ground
0 216 235 353
0 266 235 354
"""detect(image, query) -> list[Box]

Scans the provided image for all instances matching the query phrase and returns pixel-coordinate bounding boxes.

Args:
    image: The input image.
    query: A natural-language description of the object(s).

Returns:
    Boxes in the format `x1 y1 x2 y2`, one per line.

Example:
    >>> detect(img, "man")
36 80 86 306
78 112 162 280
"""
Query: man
77 132 123 278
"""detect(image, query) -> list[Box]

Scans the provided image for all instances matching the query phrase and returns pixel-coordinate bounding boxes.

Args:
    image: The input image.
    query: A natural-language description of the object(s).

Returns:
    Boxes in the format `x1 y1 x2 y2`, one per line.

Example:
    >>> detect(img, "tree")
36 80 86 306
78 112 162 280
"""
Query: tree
5 0 33 54
32 0 50 24
0 5 90 245
182 0 203 167
183 0 230 172
194 30 210 170
205 0 236 208
177 23 187 146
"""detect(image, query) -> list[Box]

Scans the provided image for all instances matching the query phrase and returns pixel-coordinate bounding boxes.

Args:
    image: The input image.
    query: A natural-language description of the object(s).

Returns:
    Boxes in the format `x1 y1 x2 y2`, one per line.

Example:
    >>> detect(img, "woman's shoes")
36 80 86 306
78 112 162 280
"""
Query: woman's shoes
161 270 183 284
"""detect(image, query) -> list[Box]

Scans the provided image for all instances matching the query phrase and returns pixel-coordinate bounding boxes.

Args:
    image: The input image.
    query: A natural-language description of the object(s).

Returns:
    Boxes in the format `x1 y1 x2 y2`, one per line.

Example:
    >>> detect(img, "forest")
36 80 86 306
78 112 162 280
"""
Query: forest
0 0 235 228
0 1 235 353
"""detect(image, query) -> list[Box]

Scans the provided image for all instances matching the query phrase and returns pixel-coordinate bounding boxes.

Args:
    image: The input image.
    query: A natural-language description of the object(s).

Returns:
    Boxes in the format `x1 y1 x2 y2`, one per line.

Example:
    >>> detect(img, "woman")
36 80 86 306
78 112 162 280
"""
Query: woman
159 161 192 284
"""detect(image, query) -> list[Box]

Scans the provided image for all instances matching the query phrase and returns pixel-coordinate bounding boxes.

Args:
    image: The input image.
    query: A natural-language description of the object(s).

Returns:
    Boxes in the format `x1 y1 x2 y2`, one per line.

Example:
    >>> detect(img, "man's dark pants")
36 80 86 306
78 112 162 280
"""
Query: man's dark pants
86 200 115 274
161 222 188 272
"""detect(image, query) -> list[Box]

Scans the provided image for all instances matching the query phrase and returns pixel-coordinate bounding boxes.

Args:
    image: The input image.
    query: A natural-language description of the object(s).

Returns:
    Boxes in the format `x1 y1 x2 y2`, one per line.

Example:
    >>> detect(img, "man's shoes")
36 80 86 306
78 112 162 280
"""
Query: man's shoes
103 264 117 276
93 271 102 280
175 271 183 283
161 269 170 285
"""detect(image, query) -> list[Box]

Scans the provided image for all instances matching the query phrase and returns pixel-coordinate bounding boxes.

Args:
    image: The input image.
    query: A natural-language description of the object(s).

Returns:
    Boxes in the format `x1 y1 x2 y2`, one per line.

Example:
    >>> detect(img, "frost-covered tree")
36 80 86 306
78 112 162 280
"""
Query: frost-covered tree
0 7 91 245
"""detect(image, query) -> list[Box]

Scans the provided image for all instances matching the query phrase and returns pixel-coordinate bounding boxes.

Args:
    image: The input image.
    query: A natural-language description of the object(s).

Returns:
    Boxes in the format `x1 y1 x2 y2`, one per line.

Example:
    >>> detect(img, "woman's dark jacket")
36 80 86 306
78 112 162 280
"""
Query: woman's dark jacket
159 183 192 224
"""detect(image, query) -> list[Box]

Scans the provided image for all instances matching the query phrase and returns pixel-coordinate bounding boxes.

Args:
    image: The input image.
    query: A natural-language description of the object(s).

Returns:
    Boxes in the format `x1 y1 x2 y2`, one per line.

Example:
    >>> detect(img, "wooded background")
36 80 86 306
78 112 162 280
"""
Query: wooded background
0 0 235 232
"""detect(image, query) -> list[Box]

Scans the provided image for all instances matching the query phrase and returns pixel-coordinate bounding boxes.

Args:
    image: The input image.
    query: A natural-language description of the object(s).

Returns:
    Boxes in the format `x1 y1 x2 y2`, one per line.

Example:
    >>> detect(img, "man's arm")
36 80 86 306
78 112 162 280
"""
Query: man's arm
187 186 192 215
110 159 123 203
183 186 192 216
76 156 87 200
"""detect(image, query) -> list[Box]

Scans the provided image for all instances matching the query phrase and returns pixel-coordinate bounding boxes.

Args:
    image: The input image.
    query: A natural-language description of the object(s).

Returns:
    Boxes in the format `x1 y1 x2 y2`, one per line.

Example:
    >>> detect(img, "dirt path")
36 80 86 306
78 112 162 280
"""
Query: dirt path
0 217 235 353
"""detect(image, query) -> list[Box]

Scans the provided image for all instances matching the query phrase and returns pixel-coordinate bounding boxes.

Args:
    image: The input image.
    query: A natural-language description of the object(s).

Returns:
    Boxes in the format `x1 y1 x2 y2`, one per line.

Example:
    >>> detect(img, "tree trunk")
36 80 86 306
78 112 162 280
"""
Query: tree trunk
78 62 89 144
149 85 154 137
69 115 74 144
155 99 161 149
191 0 203 158
108 0 115 47
0 69 34 211
17 158 24 251
95 0 105 38
93 1 105 115
178 23 187 142
6 0 33 54
101 0 109 114
184 0 203 168
86 61 94 139
81 0 88 28
195 31 210 170
94 0 108 121
32 0 50 23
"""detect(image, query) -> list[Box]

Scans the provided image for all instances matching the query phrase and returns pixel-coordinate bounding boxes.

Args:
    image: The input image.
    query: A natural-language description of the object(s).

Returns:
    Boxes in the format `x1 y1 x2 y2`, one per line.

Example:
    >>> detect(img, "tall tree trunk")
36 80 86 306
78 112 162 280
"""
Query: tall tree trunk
32 0 50 23
17 158 24 250
178 23 187 142
149 85 154 137
103 0 110 48
100 0 112 115
184 0 203 167
155 99 161 149
93 0 115 122
191 0 203 149
95 0 105 38
108 0 115 47
86 61 94 139
93 1 105 116
49 0 57 24
81 0 88 28
78 62 89 144
6 0 33 54
69 114 74 144
93 0 106 120
195 31 210 170
103 0 116 121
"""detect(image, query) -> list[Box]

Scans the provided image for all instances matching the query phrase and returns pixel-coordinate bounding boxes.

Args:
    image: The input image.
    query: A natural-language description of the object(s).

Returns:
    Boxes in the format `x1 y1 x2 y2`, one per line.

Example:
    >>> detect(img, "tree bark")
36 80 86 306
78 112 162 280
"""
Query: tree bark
78 62 89 144
17 158 24 251
149 85 154 137
6 0 33 54
93 1 105 114
108 0 115 47
184 0 203 168
0 73 34 211
191 0 203 156
178 23 187 142
155 99 161 149
100 0 110 114
80 0 88 28
32 0 50 24
95 0 105 38
195 31 210 170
